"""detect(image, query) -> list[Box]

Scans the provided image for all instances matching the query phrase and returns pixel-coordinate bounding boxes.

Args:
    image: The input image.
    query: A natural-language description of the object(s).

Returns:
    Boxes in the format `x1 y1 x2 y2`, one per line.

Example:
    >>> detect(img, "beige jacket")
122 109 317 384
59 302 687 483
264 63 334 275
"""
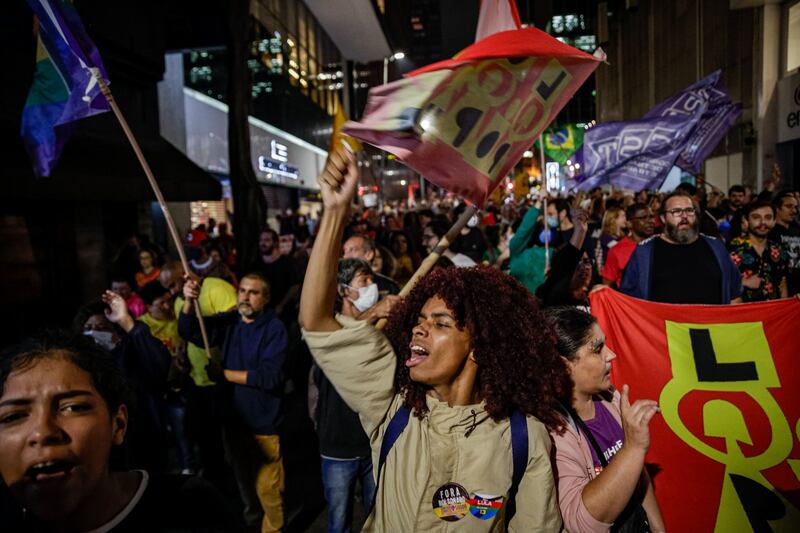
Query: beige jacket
550 393 621 533
303 315 562 532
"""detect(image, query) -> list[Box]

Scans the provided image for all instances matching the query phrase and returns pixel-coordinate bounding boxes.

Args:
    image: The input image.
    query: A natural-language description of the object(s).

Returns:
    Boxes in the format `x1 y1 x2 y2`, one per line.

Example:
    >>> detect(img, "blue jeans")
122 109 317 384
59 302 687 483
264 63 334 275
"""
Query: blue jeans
166 397 195 472
320 456 375 533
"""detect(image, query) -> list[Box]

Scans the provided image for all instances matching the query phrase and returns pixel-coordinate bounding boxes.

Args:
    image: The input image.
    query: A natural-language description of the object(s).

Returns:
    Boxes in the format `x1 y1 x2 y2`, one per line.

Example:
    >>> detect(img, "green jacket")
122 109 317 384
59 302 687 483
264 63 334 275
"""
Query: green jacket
509 206 550 295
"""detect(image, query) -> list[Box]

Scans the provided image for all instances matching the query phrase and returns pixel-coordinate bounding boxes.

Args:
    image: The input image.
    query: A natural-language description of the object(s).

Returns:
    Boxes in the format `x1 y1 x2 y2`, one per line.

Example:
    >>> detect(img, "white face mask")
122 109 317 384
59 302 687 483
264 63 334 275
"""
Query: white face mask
84 330 117 351
347 283 379 312
467 214 480 228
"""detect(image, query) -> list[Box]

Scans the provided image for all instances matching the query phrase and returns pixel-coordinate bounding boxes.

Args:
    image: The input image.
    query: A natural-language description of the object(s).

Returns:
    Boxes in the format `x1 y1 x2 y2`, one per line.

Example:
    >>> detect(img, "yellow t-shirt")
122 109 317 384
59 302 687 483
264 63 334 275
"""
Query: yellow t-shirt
138 312 180 352
174 277 237 387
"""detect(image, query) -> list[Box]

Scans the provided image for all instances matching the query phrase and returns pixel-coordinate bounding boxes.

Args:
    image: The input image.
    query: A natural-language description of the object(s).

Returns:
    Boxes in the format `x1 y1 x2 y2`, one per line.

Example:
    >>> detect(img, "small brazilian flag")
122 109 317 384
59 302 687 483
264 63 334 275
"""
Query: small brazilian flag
535 124 584 165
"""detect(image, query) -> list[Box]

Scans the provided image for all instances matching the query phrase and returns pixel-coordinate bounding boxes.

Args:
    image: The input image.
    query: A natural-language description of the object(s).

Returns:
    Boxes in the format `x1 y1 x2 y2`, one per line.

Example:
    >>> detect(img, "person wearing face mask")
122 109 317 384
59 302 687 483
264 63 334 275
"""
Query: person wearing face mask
72 291 172 472
454 209 488 264
543 198 575 248
300 148 569 532
307 258 398 532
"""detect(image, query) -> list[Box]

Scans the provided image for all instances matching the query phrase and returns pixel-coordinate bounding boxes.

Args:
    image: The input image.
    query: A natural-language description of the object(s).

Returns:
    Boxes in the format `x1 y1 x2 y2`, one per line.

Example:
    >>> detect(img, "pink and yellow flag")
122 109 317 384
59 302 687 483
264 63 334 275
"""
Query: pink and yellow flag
342 27 603 206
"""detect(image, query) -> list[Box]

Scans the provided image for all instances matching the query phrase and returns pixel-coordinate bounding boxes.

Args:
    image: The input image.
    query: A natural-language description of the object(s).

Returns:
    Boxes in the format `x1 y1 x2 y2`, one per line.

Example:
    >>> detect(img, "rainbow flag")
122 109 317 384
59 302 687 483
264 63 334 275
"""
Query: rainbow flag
342 28 603 206
21 0 110 177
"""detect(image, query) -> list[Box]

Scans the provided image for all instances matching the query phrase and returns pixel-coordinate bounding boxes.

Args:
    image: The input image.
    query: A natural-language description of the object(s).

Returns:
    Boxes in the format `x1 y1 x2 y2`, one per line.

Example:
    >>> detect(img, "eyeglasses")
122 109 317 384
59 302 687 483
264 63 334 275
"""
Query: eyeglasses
665 208 697 218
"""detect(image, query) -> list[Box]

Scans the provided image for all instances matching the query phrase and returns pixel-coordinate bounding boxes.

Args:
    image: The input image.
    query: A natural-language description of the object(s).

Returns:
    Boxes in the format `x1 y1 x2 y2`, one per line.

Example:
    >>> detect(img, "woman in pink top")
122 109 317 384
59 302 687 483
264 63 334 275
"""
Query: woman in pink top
547 307 665 533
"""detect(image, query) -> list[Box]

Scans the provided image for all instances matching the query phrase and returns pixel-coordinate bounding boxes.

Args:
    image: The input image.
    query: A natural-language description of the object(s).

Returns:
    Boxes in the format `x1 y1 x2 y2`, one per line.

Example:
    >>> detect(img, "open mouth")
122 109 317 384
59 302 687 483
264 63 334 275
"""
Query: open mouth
406 344 429 367
26 460 76 482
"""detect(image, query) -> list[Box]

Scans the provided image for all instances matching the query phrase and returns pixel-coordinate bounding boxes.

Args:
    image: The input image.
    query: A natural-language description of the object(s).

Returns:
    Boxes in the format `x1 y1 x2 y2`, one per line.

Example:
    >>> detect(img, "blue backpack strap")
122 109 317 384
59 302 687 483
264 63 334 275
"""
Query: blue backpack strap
368 403 411 515
505 410 528 526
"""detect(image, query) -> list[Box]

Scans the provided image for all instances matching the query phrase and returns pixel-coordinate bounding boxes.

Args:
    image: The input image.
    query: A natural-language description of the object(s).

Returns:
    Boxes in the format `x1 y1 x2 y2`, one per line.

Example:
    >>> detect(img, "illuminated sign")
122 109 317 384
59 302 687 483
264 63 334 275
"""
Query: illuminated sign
545 161 560 191
258 156 299 180
271 140 288 162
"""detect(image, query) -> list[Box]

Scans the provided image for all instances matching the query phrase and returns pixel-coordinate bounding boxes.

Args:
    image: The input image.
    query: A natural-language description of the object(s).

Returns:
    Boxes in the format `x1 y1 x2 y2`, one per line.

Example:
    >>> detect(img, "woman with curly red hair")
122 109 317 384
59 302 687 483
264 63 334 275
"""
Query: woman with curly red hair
300 147 571 532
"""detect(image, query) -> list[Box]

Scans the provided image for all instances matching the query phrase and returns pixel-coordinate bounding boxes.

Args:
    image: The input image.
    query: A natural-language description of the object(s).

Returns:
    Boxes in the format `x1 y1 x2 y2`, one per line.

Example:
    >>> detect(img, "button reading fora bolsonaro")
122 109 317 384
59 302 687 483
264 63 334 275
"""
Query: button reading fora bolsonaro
432 482 469 521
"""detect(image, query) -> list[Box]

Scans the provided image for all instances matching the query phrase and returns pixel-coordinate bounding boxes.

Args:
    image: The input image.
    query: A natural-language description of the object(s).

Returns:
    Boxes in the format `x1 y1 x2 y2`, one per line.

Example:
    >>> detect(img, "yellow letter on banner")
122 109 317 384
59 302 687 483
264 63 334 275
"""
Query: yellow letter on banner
418 57 572 183
659 321 799 532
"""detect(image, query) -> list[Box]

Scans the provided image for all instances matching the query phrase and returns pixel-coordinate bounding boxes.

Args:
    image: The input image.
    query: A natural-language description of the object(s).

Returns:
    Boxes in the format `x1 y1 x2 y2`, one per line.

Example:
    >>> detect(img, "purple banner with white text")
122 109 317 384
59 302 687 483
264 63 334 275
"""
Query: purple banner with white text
579 71 740 191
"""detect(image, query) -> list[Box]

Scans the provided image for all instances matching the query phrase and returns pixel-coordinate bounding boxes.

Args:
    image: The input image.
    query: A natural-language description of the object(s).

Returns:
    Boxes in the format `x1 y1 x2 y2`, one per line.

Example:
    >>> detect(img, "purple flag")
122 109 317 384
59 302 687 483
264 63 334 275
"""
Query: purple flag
580 71 740 191
22 0 110 176
645 70 742 174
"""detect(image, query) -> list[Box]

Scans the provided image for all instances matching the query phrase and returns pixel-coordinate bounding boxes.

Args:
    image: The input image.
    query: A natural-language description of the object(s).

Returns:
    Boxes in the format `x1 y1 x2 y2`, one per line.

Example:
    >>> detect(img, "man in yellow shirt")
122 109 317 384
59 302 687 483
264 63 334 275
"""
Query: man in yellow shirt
160 261 236 483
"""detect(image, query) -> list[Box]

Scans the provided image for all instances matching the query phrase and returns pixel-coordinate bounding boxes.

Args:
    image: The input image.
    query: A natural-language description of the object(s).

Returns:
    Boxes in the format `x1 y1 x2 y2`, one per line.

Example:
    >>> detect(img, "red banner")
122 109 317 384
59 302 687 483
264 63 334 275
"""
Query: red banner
589 288 800 532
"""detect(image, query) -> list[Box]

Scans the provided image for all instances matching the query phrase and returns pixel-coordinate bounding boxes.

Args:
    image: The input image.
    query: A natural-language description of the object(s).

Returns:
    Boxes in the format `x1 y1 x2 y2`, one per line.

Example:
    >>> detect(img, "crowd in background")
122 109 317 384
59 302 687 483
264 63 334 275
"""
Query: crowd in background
2 170 798 532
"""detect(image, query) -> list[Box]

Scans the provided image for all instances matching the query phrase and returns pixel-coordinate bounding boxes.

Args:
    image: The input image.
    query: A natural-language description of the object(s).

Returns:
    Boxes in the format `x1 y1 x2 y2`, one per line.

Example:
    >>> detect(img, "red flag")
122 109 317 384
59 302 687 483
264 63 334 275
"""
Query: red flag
589 288 800 532
343 28 603 206
475 0 522 41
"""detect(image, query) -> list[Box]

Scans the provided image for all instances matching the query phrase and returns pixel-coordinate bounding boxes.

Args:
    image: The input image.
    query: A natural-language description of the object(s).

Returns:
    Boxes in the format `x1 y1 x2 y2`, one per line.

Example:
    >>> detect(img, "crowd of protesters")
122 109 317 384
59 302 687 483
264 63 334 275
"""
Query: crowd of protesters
1 151 798 533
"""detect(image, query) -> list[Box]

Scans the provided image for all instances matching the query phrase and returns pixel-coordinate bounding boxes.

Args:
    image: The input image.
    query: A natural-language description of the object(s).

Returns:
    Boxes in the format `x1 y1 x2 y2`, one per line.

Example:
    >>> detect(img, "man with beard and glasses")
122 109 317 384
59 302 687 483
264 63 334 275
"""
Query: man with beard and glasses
179 273 288 532
728 201 790 301
620 191 742 304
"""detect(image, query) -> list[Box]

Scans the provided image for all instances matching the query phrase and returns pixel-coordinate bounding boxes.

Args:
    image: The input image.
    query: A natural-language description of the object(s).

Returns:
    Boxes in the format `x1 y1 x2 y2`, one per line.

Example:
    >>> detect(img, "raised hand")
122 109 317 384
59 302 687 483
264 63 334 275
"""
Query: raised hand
358 295 402 324
102 290 134 332
318 146 359 211
619 384 660 452
571 207 590 233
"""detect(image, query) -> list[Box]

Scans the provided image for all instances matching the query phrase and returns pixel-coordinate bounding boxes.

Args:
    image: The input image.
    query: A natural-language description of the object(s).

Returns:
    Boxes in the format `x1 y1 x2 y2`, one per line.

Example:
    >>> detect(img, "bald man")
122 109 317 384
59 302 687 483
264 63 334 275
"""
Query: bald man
342 235 400 295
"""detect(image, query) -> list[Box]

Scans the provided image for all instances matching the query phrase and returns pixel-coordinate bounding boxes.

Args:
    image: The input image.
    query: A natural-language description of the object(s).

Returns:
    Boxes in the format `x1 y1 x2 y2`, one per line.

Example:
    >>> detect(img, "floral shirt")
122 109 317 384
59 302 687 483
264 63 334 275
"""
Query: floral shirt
728 236 789 302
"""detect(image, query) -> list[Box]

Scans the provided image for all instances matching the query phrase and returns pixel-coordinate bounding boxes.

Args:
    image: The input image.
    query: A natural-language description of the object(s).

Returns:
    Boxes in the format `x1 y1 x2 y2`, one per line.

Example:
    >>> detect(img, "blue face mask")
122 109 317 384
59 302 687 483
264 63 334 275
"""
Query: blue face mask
547 216 559 228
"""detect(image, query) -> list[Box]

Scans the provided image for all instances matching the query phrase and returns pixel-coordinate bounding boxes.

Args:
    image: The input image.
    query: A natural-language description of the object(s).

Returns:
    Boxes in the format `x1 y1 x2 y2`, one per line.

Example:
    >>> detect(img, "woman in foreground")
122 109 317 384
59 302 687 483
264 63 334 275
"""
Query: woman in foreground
547 306 665 533
299 148 572 531
0 333 236 532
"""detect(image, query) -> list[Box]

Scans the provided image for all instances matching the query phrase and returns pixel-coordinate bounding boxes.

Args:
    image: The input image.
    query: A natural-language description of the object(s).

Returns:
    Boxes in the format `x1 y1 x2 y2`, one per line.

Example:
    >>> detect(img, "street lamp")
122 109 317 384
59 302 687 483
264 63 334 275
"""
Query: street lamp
383 51 405 84
379 51 406 208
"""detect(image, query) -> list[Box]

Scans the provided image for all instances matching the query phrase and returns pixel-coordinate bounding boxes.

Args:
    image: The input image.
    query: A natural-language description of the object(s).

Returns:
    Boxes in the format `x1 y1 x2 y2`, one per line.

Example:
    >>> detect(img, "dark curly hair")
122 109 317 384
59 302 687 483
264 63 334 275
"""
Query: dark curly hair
384 266 572 432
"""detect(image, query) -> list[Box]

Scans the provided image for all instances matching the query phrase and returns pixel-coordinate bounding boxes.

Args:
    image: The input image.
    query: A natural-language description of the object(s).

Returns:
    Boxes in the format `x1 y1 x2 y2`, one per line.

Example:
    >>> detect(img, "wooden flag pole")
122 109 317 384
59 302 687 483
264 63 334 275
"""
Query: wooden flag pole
95 74 213 361
375 204 477 330
538 133 550 273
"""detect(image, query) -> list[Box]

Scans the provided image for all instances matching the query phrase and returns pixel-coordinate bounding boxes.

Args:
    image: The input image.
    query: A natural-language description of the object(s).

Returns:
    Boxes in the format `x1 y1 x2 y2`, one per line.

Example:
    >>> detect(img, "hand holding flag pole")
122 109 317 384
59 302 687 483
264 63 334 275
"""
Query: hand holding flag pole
374 204 477 330
22 1 213 363
335 140 476 331
538 132 550 273
93 70 213 362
